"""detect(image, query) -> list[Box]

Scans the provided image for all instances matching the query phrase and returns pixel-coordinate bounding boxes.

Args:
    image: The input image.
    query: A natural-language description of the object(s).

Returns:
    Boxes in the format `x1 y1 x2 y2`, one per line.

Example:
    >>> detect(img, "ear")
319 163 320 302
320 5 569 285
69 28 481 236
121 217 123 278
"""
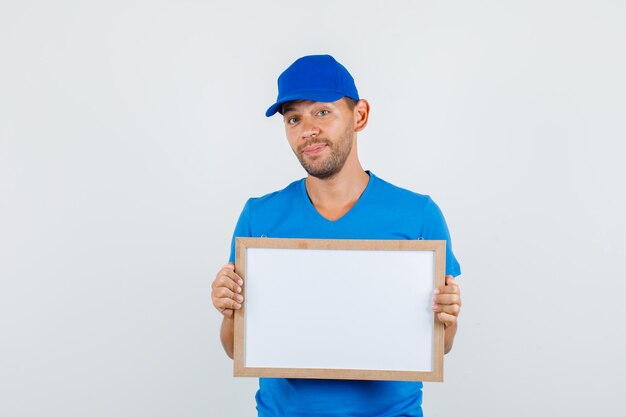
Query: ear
353 99 370 133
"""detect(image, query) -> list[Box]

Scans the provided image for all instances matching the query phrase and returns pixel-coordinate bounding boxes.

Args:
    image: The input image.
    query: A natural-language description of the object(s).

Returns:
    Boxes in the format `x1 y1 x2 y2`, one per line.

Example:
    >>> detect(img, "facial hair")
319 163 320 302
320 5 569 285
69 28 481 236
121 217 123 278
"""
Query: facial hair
295 124 354 180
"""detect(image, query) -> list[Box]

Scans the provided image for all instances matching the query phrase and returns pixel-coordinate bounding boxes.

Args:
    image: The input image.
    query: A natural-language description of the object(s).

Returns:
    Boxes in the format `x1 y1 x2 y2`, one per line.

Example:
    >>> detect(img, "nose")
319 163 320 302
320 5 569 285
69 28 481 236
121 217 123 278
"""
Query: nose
300 116 320 140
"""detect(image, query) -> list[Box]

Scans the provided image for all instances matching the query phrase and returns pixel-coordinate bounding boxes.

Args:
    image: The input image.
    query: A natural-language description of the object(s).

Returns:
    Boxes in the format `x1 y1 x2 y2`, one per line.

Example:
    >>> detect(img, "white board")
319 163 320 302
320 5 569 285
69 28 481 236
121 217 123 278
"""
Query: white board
234 238 446 381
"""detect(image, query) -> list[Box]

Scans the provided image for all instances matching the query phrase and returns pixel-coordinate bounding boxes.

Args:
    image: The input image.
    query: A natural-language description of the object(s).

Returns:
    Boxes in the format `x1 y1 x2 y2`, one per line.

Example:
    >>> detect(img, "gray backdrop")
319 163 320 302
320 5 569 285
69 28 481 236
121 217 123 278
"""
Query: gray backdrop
1 1 625 416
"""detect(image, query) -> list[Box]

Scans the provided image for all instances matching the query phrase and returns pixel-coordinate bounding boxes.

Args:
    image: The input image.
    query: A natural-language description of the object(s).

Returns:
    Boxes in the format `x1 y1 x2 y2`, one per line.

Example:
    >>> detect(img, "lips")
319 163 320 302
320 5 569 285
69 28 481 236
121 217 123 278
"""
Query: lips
302 143 327 156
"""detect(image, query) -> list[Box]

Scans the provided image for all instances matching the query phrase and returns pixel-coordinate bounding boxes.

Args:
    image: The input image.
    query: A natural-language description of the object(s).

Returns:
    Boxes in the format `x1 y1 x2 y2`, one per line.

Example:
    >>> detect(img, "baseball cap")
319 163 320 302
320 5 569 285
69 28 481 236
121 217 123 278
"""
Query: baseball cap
265 54 360 117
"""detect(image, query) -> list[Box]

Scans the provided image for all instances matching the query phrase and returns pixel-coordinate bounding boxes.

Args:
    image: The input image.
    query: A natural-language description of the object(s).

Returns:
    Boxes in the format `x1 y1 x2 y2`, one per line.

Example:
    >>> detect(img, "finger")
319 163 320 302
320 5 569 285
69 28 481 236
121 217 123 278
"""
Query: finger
218 287 244 304
222 263 235 271
216 302 236 318
434 303 461 316
437 312 458 327
433 293 461 306
433 275 457 296
220 267 244 287
211 274 240 294
438 281 460 295
217 274 243 295
212 297 239 318
212 268 243 293
433 286 457 297
215 297 242 312
445 276 458 287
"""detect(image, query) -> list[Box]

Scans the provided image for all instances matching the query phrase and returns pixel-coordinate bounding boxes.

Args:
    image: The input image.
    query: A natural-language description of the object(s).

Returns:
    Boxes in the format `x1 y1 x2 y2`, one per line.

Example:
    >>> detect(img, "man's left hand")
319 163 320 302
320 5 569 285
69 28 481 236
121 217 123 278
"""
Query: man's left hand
432 275 461 328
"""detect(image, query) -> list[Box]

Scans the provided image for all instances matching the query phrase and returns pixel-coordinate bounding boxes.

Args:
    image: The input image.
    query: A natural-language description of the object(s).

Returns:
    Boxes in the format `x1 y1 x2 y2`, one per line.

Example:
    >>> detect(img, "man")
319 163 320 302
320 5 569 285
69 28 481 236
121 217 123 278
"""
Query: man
211 54 462 417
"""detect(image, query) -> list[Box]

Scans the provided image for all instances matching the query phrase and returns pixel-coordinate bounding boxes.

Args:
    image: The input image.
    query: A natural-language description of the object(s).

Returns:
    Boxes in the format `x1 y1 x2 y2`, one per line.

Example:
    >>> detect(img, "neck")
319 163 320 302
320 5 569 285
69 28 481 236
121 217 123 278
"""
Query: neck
304 155 370 221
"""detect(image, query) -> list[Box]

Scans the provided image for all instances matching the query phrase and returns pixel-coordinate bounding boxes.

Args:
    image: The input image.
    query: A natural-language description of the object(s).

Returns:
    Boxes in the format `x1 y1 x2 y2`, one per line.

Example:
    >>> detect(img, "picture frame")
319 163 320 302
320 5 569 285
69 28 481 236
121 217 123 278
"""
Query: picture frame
234 237 446 382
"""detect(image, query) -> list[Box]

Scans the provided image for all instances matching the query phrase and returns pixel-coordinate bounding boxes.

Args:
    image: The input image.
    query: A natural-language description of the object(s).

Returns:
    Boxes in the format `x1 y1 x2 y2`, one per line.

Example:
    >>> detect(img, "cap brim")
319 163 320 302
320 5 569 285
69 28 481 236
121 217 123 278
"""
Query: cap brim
265 91 347 117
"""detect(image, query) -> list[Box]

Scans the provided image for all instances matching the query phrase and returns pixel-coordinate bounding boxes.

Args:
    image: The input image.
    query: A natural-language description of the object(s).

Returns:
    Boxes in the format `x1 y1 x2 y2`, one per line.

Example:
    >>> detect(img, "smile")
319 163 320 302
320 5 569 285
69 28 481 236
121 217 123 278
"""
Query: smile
302 144 327 156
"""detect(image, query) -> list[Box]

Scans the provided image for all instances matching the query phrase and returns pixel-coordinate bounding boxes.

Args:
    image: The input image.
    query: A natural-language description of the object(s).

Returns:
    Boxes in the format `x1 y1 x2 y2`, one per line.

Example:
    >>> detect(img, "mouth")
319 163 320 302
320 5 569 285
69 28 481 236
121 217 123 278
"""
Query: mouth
302 143 327 157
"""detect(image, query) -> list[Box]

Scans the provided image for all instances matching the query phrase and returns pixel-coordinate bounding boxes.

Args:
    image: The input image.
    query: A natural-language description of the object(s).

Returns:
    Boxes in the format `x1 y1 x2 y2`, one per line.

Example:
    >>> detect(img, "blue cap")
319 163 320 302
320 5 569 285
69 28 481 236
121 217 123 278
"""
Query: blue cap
265 54 360 117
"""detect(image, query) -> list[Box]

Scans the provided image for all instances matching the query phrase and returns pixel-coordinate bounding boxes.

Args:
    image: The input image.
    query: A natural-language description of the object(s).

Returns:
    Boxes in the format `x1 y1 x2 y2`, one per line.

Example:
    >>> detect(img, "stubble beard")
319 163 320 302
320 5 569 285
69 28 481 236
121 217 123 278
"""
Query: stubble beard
295 125 354 180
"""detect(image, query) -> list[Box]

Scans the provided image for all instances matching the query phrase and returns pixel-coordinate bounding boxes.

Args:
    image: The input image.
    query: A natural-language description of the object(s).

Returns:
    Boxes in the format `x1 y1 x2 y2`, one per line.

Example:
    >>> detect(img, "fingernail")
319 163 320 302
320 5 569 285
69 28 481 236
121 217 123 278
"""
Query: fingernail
237 287 242 293
235 303 241 309
236 295 243 302
238 279 243 285
433 289 440 295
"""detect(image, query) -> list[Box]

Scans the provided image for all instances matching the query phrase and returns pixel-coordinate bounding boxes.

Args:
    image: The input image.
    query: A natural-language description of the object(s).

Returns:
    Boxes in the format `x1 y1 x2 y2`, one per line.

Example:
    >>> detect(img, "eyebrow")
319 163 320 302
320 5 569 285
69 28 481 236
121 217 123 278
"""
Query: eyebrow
283 101 334 115
282 105 297 114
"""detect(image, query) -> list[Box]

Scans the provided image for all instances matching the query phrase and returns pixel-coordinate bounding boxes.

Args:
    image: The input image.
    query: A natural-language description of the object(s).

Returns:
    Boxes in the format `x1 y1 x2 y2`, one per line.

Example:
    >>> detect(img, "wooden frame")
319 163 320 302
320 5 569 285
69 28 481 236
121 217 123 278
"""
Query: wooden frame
234 237 446 382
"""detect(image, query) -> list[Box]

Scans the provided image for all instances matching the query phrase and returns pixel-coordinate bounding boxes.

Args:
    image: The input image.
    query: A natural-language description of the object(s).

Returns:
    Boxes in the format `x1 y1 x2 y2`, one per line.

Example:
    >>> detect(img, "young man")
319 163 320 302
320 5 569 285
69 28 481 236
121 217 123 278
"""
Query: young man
211 54 462 417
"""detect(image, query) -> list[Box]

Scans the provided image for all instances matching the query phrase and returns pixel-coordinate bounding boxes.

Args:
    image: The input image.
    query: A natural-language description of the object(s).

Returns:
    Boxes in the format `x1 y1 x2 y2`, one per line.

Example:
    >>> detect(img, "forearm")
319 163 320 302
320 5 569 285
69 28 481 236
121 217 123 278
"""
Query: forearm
220 317 235 359
444 321 457 354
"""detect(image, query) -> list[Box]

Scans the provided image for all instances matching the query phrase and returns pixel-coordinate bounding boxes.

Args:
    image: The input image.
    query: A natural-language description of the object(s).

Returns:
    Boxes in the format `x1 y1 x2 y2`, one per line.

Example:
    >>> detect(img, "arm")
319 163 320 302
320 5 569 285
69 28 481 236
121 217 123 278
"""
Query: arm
220 317 235 359
211 263 244 359
432 275 462 354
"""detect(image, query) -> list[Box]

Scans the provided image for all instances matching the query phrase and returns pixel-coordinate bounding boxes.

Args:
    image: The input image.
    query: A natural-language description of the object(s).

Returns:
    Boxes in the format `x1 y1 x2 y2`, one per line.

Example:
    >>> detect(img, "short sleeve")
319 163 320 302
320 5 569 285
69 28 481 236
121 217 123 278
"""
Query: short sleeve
421 197 462 277
228 199 252 263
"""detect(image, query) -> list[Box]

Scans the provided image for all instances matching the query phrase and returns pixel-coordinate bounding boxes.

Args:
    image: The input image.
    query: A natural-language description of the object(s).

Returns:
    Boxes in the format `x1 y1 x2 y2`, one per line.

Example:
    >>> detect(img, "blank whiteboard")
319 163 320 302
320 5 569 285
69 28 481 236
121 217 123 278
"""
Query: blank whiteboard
234 238 446 382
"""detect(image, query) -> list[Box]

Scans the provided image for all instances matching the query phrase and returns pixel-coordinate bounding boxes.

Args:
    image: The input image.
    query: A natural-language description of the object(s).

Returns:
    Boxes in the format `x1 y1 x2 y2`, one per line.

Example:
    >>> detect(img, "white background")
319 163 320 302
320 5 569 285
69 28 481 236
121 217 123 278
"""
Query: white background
1 1 625 416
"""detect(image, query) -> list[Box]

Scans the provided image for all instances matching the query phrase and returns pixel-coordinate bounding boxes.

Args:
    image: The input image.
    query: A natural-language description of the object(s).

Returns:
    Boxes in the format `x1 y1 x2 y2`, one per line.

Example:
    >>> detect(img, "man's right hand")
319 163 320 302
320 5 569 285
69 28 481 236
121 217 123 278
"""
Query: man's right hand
211 263 244 318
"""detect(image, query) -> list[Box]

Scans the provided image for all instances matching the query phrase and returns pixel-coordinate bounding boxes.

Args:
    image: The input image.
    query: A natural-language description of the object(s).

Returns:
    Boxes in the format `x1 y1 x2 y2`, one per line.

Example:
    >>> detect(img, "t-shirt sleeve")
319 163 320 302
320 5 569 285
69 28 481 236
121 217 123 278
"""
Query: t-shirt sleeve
422 197 462 277
228 199 252 263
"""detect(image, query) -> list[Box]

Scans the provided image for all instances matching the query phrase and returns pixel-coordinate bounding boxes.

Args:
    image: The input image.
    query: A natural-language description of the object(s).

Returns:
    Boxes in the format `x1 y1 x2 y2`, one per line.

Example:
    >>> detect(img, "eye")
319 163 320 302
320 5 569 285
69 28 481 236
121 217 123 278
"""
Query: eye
317 109 330 116
287 116 299 125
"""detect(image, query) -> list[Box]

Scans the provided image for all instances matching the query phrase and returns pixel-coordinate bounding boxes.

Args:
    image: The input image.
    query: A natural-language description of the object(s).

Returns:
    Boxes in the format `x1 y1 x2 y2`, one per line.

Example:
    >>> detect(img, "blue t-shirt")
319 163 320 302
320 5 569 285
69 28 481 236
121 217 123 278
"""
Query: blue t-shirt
228 171 461 417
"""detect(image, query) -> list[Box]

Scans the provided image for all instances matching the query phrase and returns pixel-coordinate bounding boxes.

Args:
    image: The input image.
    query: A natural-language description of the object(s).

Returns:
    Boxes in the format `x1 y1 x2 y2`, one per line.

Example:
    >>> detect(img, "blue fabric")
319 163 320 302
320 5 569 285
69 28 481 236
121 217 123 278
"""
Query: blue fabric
265 54 360 117
228 171 461 417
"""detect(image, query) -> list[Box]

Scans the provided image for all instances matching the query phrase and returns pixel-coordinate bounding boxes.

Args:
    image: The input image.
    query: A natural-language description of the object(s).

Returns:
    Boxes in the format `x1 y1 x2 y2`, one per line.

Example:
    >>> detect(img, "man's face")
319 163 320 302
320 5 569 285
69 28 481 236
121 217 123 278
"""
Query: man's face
282 98 356 180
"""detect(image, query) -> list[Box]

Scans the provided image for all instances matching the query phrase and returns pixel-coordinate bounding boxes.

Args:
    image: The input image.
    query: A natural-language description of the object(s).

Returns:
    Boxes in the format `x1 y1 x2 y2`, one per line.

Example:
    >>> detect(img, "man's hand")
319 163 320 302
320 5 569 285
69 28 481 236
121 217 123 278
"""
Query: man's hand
211 263 244 318
432 275 461 353
432 275 461 327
